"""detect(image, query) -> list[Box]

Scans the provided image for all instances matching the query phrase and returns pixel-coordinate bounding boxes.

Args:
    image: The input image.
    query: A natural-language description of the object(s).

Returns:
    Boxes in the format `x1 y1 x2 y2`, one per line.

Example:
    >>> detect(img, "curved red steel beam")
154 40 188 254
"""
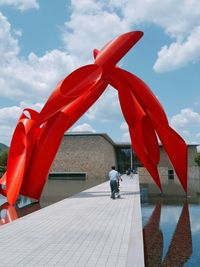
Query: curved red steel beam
1 30 188 204
108 74 162 189
36 64 103 125
110 68 187 192
20 80 107 199
94 31 143 72
6 122 28 204
1 109 40 204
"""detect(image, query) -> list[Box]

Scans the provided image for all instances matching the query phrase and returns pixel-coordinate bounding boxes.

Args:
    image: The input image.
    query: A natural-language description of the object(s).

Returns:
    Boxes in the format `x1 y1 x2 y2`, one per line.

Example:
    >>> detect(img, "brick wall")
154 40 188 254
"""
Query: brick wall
139 145 200 195
51 134 116 182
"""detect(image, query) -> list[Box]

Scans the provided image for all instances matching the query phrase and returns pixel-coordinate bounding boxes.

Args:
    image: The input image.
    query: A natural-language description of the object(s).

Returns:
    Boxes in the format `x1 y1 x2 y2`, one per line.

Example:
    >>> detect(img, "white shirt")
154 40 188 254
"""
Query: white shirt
109 170 119 181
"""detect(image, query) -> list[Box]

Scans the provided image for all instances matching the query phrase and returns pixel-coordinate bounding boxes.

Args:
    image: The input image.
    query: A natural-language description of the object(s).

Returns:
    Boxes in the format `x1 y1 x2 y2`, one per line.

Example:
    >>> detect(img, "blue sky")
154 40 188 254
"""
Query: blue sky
0 0 200 147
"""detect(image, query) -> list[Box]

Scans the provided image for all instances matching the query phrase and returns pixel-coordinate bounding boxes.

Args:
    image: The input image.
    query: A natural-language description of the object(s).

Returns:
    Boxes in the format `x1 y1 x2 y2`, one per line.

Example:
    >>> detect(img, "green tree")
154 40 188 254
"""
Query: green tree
195 152 200 166
0 149 8 166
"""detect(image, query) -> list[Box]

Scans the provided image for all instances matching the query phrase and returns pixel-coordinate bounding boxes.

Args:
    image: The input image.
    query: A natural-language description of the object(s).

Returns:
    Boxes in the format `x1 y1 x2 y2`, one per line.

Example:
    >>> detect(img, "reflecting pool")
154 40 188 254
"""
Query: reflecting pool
141 194 200 266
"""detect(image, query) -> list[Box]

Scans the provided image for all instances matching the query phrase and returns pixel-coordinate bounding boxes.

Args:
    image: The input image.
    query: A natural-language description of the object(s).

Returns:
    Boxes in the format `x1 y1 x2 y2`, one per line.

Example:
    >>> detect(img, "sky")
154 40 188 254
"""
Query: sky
0 0 200 148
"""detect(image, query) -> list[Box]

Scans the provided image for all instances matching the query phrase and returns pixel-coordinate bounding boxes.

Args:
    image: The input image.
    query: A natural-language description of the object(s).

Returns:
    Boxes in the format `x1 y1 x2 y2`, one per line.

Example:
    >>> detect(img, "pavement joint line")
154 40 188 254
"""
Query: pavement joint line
0 174 144 267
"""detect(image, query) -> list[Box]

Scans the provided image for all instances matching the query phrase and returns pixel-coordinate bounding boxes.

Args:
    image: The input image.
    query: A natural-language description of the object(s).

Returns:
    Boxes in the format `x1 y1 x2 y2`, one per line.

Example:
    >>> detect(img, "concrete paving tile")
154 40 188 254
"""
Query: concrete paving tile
0 175 144 267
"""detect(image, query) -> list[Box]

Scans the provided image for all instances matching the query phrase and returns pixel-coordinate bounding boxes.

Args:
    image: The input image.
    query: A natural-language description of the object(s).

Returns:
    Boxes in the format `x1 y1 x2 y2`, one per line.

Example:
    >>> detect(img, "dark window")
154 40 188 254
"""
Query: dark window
115 146 143 174
115 147 131 174
168 169 174 180
132 152 143 170
49 172 86 180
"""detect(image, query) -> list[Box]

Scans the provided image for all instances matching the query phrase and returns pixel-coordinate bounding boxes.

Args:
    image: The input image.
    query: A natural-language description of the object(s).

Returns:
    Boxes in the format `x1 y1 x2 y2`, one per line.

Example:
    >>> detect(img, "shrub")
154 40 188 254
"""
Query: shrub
195 152 200 167
0 149 8 166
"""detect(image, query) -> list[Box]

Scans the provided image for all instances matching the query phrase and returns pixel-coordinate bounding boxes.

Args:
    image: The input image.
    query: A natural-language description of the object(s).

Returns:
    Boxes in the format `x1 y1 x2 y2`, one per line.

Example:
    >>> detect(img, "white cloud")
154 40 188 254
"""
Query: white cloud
0 0 200 107
0 125 14 145
62 0 128 62
0 106 22 123
120 121 128 131
114 0 200 38
0 102 43 145
0 13 20 60
154 26 200 72
86 86 121 122
0 12 79 102
170 108 200 144
19 101 43 112
71 123 96 133
171 108 200 128
0 0 39 11
108 0 200 72
0 11 81 145
62 0 200 72
1 0 200 145
120 121 130 142
70 0 102 14
0 106 22 145
1 52 77 102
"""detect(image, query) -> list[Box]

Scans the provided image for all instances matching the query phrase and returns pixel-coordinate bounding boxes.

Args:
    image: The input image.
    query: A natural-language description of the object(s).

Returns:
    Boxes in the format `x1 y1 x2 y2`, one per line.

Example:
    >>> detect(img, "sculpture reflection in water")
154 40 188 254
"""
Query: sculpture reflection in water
0 201 41 225
0 31 188 205
143 201 192 266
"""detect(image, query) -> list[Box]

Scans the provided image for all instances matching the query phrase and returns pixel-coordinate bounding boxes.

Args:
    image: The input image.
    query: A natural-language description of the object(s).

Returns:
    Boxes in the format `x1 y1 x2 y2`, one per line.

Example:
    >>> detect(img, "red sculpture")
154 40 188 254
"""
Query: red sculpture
0 31 188 205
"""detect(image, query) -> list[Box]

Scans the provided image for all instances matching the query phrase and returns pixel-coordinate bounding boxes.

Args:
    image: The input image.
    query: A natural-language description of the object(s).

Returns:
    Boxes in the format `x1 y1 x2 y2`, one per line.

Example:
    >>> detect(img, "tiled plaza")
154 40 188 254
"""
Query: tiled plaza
0 175 144 267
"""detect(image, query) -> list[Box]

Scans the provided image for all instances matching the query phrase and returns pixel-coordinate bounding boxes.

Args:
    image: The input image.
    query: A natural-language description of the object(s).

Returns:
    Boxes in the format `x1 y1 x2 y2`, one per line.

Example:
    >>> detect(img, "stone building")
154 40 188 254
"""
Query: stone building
41 132 116 202
138 145 200 196
51 132 116 182
41 132 199 201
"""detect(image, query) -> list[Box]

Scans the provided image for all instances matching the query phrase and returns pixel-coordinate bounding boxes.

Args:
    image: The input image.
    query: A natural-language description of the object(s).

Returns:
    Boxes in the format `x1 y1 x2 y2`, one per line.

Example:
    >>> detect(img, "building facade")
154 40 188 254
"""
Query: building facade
41 133 116 202
42 132 200 199
138 145 200 195
51 133 116 181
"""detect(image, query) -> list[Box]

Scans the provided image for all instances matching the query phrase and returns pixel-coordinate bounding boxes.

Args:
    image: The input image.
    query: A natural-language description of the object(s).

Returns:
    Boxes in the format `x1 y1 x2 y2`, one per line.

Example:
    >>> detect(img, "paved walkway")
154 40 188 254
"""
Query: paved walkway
0 175 144 267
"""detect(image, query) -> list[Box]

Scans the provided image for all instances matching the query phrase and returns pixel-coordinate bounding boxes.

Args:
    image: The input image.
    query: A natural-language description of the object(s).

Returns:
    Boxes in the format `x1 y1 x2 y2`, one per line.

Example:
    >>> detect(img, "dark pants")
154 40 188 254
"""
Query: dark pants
110 180 118 199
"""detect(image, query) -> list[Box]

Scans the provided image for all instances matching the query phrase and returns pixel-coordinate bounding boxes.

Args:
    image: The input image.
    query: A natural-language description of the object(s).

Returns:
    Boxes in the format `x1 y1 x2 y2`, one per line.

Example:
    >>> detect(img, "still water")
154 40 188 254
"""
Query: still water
141 194 200 266
0 178 104 225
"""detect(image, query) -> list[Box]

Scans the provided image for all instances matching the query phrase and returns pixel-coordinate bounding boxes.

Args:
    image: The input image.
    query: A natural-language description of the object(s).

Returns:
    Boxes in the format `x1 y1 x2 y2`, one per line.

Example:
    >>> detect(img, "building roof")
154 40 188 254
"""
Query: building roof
65 132 199 148
64 132 115 146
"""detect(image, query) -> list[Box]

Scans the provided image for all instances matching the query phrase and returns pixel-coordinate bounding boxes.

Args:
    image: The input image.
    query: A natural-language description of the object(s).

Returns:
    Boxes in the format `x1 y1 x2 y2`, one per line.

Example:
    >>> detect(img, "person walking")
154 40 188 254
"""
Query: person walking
109 166 120 199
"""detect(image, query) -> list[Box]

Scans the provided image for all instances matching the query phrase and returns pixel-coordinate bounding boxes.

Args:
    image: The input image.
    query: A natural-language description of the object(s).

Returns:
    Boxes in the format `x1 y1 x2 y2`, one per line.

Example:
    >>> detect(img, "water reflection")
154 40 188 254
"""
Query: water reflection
143 202 163 266
0 203 18 225
0 198 41 226
143 201 192 267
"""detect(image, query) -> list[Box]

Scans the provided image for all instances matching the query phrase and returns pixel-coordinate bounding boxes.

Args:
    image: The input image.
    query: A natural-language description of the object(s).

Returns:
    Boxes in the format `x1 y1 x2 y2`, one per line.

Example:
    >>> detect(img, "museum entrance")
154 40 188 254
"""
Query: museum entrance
115 145 142 174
